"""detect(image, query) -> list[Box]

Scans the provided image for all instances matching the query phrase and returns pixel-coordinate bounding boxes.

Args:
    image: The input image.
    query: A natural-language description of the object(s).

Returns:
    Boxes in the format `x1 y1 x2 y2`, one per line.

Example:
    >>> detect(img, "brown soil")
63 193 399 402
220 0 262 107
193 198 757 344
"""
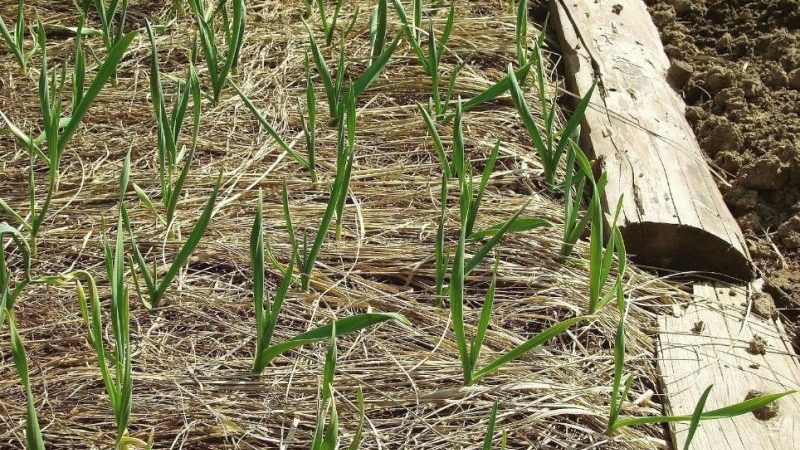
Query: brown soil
646 0 800 323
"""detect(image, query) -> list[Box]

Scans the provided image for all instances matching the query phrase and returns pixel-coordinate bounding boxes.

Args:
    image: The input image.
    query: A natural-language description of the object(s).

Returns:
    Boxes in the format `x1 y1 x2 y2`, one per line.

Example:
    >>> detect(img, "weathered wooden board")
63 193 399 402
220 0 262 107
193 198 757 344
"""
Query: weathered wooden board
658 283 800 449
550 0 753 279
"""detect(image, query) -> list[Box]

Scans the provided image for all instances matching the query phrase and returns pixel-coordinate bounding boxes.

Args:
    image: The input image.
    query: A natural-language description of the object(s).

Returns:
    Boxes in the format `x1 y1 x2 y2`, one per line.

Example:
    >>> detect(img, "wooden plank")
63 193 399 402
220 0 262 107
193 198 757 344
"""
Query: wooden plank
550 0 753 279
658 283 800 449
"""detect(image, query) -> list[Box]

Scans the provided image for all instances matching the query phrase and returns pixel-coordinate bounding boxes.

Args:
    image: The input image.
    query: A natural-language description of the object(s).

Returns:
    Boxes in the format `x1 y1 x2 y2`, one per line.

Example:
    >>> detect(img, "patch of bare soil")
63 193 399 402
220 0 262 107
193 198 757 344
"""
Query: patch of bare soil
646 0 800 322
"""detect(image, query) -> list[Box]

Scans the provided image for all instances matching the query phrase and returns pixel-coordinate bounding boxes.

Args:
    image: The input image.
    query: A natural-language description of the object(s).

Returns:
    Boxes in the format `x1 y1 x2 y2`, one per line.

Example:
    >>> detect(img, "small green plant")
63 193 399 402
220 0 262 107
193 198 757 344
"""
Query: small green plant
7 314 46 450
449 248 588 386
273 89 356 292
586 191 624 315
189 0 246 103
560 142 591 257
0 223 31 328
0 20 135 256
133 23 202 234
369 0 387 63
301 54 319 182
0 224 43 450
91 0 129 61
250 183 409 372
434 173 449 306
425 101 550 274
393 0 458 117
507 63 594 191
303 19 400 121
314 0 359 46
127 167 223 310
483 401 507 450
515 0 529 67
310 326 367 450
0 0 32 73
61 157 149 448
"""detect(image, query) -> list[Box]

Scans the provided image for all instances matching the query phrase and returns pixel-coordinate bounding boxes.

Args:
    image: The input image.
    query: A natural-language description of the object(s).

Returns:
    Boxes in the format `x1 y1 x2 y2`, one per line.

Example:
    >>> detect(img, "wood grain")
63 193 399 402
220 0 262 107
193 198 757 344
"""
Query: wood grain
550 0 752 279
658 283 800 449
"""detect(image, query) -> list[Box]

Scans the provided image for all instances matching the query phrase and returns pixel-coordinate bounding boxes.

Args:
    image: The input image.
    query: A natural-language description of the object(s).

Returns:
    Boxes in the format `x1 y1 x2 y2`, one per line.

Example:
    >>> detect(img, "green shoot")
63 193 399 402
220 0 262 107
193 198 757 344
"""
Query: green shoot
190 0 246 103
684 385 713 450
0 222 31 329
434 173 448 306
0 19 135 256
134 22 202 234
8 314 46 450
314 0 356 46
449 250 589 386
304 19 400 121
127 170 223 310
560 142 591 257
0 0 31 73
369 0 387 63
515 0 528 66
393 0 456 117
311 325 339 449
483 401 499 450
293 89 356 291
251 188 409 372
301 54 319 182
92 0 129 72
606 297 794 436
68 163 147 447
310 326 368 449
334 88 356 241
605 274 793 437
587 190 624 314
507 63 595 190
609 390 796 435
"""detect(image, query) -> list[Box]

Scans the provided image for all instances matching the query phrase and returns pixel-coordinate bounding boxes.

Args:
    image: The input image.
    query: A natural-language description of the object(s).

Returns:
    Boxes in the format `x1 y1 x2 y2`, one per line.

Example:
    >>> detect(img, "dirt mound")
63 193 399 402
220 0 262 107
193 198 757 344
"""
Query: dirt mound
647 0 800 314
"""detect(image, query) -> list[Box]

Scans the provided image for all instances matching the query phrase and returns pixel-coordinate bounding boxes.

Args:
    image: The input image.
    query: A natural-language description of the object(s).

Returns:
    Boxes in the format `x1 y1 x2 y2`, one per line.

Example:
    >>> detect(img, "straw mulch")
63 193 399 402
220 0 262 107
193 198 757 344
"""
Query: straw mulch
0 1 685 448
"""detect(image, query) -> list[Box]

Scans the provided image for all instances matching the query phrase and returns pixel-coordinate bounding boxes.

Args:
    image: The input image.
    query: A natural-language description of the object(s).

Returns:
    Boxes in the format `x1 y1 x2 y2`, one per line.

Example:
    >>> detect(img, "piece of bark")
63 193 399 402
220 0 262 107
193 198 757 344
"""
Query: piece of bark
551 0 753 279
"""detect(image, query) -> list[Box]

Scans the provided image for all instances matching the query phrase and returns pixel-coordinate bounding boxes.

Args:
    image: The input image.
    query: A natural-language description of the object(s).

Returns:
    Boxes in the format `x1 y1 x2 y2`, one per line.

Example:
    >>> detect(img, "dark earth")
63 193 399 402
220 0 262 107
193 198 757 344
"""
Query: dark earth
645 0 800 335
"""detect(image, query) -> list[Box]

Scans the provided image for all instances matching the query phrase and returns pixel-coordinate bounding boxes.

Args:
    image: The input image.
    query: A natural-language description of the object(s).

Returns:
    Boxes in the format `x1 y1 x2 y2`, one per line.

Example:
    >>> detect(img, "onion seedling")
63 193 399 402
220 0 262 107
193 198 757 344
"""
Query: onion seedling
189 0 245 104
369 0 387 63
483 401 507 450
89 0 129 82
393 0 457 117
304 19 400 122
310 326 367 450
68 171 149 447
286 89 356 292
507 63 594 191
7 314 45 450
127 169 223 310
0 0 32 73
133 23 202 234
301 54 319 182
449 147 583 384
251 185 409 372
560 142 591 257
314 0 355 46
0 223 31 329
434 173 448 306
515 0 528 66
436 101 551 274
0 20 135 256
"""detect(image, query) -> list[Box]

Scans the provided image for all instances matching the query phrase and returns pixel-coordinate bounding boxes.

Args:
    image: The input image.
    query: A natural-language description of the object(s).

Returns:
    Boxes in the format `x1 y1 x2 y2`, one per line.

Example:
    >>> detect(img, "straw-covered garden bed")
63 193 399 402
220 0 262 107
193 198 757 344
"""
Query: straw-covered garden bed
0 1 689 448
